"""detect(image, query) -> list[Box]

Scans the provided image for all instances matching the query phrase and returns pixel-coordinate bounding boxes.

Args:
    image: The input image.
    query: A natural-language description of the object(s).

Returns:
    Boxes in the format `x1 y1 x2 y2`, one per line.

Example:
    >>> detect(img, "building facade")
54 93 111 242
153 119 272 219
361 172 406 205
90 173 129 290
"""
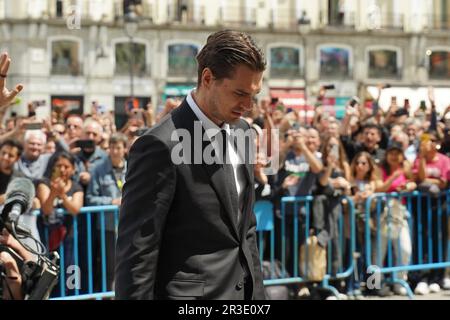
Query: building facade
0 0 449 123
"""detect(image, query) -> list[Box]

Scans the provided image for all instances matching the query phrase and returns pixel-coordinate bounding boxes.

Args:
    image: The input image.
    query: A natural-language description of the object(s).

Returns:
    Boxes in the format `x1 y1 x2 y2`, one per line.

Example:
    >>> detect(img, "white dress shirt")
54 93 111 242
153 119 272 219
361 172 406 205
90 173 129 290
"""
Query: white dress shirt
186 90 247 224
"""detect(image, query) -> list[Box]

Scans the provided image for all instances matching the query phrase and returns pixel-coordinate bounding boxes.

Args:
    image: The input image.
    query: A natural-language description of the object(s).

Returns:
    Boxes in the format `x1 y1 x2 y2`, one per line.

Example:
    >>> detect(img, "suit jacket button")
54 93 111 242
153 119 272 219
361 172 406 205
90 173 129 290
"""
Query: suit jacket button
236 281 244 290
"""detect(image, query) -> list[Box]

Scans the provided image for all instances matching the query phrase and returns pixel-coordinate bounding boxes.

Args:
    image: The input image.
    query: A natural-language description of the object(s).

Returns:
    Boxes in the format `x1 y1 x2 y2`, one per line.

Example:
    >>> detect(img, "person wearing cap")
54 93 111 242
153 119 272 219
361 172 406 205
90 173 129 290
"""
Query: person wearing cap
375 140 415 296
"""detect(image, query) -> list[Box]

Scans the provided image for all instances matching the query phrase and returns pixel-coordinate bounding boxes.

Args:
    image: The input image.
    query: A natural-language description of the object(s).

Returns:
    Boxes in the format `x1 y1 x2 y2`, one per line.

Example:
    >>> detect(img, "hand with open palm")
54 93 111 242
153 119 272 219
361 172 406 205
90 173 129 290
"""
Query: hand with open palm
0 52 23 109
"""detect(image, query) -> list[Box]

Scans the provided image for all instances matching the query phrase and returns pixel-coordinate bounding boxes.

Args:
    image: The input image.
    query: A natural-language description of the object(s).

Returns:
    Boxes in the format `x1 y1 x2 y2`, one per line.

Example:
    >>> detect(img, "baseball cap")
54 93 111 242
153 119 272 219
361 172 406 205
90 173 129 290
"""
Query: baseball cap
386 140 404 153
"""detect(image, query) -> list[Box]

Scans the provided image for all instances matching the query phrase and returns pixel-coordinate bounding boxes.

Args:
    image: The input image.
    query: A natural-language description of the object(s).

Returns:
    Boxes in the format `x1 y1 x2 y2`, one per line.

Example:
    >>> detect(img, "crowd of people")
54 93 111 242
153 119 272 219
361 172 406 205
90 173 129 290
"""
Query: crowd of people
0 47 449 299
248 85 450 299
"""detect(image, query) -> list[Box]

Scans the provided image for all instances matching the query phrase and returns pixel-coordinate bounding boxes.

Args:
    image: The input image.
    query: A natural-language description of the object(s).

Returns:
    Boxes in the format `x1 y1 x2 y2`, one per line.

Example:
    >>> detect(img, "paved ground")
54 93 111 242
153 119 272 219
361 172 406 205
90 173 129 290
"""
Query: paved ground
363 291 450 300
293 286 450 300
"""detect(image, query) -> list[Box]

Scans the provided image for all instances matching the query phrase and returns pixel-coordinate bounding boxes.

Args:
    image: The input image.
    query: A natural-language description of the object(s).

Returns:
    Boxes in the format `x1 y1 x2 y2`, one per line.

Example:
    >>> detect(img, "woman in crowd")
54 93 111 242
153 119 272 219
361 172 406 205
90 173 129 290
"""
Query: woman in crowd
375 141 416 296
36 151 83 295
348 151 379 297
411 130 450 294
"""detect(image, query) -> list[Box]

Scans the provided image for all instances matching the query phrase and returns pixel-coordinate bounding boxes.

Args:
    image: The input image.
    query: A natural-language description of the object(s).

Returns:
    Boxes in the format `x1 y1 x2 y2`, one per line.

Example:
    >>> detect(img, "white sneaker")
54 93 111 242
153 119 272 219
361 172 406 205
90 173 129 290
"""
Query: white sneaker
338 293 348 300
297 287 310 298
393 284 408 296
442 278 450 290
414 282 429 295
325 295 338 300
429 283 441 293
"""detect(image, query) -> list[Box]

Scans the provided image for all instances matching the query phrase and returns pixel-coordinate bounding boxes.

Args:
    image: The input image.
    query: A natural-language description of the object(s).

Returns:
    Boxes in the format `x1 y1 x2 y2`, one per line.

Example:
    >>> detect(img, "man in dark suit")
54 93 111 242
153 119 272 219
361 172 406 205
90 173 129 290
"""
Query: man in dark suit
115 30 267 300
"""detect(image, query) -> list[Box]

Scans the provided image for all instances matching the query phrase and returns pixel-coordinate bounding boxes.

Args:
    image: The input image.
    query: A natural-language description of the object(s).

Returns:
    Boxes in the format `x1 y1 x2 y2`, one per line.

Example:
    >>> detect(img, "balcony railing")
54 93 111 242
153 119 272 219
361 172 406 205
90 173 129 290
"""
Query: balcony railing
167 4 205 25
320 11 356 29
219 6 256 28
368 68 402 80
319 67 353 80
51 62 83 77
379 13 404 30
424 14 450 30
270 67 304 79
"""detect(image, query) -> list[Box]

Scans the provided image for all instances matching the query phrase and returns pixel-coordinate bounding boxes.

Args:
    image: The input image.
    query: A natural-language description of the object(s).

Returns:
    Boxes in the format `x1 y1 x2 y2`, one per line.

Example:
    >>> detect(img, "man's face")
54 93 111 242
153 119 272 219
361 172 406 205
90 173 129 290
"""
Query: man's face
109 142 126 161
66 116 83 140
327 122 339 139
306 129 320 152
0 145 20 172
407 125 417 142
53 123 66 136
24 136 44 160
363 128 380 150
83 123 103 146
204 64 263 125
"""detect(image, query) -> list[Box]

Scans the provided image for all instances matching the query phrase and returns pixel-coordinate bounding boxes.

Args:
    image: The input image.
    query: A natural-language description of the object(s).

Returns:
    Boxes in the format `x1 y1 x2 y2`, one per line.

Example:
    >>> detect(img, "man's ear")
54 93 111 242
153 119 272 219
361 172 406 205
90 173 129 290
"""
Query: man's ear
201 68 213 89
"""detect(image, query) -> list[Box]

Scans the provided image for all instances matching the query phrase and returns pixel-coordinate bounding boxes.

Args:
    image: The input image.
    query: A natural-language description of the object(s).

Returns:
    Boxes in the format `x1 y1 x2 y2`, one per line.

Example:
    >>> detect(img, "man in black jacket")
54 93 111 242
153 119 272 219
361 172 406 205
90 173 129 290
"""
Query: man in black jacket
115 30 267 300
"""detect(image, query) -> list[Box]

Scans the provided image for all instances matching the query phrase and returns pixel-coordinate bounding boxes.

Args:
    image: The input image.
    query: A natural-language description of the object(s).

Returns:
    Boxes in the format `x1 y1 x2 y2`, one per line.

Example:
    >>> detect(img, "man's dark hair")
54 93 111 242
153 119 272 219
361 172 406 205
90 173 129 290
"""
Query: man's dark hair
0 139 23 157
109 133 128 148
53 150 76 167
196 30 266 87
362 123 381 135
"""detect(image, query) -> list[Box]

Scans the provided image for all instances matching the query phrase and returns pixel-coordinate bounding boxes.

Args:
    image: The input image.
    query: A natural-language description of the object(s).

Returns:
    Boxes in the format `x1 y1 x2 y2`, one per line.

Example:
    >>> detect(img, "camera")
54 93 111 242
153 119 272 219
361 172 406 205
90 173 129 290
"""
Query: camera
75 139 95 150
24 122 44 130
0 244 60 300
32 100 46 108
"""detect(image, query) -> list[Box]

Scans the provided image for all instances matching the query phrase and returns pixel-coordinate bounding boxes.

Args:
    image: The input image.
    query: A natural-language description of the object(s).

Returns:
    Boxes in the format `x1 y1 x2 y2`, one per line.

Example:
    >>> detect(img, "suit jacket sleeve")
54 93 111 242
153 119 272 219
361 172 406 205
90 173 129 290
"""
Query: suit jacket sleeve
246 197 267 299
115 134 176 300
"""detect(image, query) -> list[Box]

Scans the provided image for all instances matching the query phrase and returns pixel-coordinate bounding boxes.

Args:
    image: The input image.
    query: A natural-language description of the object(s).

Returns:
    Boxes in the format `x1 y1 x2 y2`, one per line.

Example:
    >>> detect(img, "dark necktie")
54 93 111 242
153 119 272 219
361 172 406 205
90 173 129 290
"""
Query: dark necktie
220 129 240 224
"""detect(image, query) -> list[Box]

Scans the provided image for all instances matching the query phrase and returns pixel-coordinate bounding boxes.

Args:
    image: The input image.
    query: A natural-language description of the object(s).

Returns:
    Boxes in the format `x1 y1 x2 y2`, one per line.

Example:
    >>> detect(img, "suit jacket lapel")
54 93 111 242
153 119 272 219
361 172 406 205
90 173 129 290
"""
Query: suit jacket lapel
173 101 241 240
201 135 241 240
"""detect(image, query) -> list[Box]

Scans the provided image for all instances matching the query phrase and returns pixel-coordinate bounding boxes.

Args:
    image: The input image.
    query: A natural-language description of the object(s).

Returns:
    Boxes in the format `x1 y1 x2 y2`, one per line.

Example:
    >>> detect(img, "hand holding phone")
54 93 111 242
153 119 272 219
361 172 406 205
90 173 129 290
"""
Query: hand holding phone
51 167 61 181
75 139 95 150
24 122 44 130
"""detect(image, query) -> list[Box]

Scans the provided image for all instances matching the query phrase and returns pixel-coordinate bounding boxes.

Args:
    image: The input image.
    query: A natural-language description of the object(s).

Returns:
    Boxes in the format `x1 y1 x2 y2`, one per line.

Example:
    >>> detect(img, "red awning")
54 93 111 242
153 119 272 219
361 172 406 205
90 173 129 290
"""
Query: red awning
270 88 314 123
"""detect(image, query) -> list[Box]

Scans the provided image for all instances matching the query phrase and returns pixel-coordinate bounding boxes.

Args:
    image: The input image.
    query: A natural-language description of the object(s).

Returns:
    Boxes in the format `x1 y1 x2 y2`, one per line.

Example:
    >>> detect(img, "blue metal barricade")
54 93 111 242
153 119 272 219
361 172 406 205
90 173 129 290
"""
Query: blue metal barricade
262 195 355 298
364 190 450 299
35 205 119 300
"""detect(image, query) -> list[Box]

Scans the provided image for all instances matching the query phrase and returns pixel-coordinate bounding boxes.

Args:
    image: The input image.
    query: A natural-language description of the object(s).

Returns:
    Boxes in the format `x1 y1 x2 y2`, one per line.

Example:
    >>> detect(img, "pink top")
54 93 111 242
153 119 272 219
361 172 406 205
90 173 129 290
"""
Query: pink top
413 152 450 182
381 168 409 193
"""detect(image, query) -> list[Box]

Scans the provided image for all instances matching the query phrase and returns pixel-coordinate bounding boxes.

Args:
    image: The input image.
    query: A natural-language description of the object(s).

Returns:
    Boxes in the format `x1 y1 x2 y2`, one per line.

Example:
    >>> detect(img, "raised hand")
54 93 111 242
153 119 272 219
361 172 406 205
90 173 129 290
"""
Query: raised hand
0 52 23 109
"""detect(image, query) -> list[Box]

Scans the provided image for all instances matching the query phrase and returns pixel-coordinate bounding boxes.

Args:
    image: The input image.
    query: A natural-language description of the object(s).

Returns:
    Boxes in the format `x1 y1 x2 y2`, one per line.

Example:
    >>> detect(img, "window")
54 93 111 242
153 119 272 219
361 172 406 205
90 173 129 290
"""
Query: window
124 0 143 15
270 47 301 78
56 0 64 17
429 50 450 79
319 47 350 78
115 42 147 76
368 49 399 78
168 44 198 77
51 40 80 76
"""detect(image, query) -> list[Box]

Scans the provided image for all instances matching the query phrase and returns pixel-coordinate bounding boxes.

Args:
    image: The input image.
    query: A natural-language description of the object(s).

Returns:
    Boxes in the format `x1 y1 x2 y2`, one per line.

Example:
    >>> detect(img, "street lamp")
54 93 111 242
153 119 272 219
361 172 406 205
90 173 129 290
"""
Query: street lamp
124 11 139 108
